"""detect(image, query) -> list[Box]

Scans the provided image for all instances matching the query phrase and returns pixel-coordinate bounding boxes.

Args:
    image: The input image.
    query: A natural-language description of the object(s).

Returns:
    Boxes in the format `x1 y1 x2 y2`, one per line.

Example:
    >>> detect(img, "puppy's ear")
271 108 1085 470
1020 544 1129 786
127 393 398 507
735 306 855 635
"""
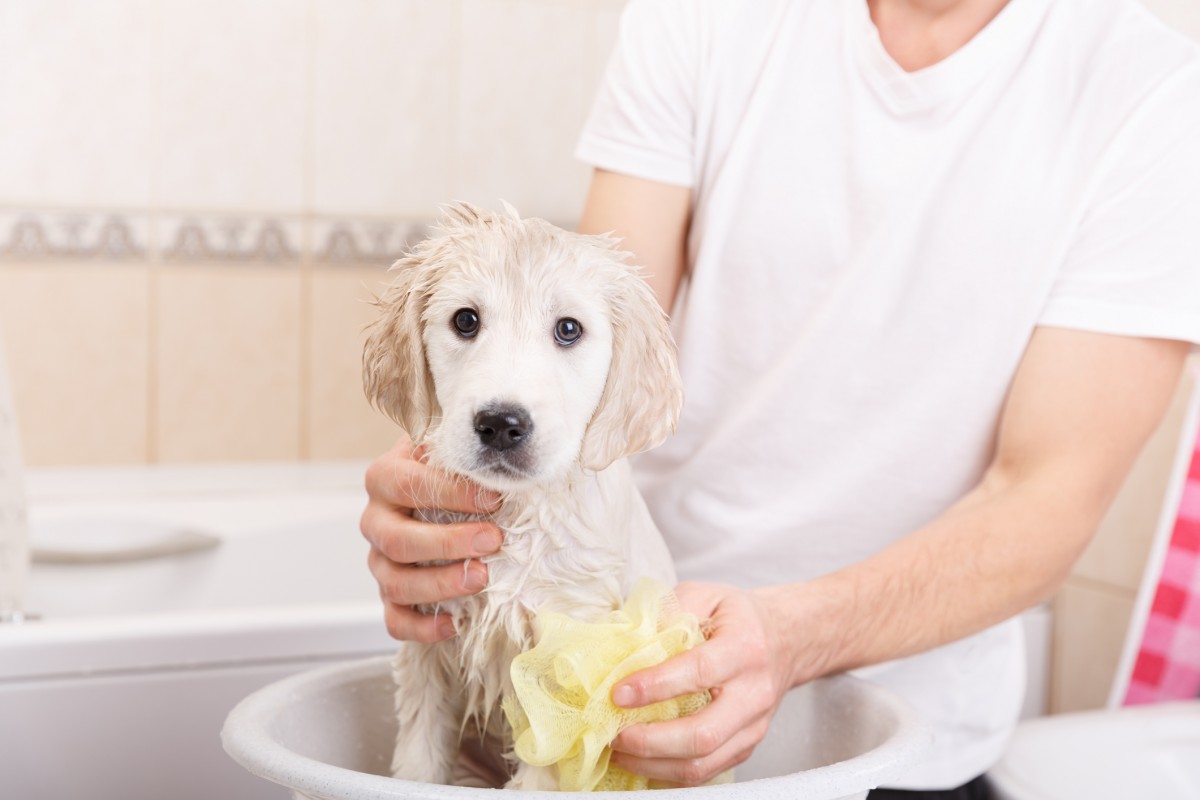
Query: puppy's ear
363 253 440 443
580 261 684 471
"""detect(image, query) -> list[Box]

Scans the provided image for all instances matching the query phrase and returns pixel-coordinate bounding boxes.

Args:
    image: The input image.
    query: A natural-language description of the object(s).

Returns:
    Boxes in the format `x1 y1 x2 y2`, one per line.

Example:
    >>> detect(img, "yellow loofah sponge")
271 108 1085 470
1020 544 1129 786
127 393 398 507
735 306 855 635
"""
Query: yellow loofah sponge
502 579 712 792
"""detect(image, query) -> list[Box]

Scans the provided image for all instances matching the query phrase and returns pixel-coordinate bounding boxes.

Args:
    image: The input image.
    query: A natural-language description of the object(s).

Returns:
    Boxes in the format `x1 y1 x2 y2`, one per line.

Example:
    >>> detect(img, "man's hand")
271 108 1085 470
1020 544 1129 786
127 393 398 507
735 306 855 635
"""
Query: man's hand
360 435 503 643
608 582 813 786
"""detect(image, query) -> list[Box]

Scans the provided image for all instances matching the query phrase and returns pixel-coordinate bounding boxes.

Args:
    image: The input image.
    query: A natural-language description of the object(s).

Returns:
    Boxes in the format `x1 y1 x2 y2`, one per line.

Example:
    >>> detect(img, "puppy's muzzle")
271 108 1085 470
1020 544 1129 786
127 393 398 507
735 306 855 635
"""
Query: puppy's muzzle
474 406 534 452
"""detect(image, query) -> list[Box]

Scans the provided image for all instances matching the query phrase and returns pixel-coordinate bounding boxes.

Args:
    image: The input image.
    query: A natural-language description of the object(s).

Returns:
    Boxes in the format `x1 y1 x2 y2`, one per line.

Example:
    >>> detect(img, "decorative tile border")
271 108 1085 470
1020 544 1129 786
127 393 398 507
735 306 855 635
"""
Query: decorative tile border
310 218 429 266
0 211 149 261
160 216 304 263
0 209 431 266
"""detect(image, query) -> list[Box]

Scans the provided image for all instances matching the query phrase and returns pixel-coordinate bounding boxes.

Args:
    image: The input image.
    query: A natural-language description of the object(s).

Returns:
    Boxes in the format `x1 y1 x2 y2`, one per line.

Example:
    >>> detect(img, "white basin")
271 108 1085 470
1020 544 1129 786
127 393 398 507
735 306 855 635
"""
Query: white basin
222 656 932 800
990 701 1200 800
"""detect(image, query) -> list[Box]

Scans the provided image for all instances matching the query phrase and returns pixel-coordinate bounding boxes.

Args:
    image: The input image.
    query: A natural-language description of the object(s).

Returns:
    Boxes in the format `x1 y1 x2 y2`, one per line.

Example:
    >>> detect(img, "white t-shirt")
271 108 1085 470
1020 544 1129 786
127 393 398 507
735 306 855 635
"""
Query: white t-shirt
577 0 1200 789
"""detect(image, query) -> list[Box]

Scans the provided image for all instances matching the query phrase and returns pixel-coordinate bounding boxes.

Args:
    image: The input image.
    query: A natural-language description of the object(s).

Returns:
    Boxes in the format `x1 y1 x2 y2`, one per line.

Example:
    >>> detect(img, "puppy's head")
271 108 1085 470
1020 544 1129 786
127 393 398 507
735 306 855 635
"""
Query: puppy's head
363 202 682 491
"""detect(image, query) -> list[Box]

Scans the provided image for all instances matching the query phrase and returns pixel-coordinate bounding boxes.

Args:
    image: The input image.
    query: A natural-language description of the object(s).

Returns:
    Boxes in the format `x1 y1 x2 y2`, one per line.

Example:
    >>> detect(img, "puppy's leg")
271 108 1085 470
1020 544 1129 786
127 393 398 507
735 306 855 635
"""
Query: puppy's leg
506 763 560 792
390 642 461 784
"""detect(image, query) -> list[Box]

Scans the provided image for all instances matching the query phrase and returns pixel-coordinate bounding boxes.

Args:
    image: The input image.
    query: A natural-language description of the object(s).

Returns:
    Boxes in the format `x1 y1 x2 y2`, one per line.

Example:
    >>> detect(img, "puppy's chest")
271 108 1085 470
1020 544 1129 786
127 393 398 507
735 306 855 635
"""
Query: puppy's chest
418 508 627 646
485 545 626 621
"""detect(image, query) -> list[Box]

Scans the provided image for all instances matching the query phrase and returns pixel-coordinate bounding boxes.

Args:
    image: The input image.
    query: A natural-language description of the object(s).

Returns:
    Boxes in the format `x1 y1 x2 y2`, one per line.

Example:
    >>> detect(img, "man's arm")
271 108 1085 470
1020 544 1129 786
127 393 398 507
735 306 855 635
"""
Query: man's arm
785 328 1189 674
578 168 691 313
609 327 1190 785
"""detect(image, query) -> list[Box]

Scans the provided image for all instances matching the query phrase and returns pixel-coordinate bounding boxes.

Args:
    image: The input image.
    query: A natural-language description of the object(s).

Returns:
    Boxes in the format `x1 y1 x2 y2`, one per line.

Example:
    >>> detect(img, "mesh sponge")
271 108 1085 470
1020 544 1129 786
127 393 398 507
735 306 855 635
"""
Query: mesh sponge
502 579 711 791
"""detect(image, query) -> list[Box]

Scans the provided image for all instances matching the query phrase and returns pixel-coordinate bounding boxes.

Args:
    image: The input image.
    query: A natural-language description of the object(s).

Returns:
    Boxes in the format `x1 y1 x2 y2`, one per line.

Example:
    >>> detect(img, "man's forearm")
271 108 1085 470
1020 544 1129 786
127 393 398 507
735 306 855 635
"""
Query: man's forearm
767 331 1190 688
764 464 1116 689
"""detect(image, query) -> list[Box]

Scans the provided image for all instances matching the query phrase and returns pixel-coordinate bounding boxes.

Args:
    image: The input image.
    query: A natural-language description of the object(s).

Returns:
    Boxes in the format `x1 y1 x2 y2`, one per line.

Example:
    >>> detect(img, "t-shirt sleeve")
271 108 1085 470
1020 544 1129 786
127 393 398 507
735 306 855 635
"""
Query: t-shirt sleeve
575 0 699 188
1038 65 1200 346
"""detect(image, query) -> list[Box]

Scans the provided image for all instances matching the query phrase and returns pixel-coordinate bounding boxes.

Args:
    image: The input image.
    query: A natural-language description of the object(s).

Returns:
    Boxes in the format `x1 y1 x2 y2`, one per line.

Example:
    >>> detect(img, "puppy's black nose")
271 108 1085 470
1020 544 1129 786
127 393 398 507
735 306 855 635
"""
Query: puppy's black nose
474 407 533 452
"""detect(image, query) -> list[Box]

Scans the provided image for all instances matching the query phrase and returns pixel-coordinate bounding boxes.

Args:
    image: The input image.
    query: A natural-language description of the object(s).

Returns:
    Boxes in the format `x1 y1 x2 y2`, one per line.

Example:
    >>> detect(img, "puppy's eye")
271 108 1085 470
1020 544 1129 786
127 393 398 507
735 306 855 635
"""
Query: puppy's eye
554 317 583 346
452 308 480 338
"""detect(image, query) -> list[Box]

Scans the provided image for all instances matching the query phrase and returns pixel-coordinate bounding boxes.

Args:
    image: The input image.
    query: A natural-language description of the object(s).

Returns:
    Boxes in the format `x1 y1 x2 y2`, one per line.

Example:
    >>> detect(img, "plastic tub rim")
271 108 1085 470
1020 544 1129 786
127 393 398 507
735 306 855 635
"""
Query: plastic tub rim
221 656 932 800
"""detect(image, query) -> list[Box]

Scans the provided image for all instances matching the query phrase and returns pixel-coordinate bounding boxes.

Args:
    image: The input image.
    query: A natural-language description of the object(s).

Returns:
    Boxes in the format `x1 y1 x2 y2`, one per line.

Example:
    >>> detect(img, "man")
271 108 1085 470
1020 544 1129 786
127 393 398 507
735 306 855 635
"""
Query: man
361 0 1200 794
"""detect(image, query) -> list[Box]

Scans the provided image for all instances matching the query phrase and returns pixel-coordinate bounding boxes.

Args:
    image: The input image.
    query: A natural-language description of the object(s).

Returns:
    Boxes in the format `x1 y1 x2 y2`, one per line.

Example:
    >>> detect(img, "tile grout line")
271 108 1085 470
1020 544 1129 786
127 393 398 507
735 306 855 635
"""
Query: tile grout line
146 0 161 465
1063 572 1140 599
449 0 464 201
0 204 432 225
147 254 160 465
298 0 318 461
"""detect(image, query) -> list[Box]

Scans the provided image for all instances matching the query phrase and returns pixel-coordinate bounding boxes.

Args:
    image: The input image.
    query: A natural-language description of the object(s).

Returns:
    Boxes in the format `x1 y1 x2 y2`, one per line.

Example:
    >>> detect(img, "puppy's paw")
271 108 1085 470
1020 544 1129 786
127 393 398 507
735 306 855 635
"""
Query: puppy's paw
391 744 455 785
505 763 560 792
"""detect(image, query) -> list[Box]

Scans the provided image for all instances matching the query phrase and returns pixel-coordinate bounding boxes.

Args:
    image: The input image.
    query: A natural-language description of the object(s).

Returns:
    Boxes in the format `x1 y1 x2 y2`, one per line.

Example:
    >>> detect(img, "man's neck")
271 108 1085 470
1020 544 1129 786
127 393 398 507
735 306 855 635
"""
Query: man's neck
867 0 1013 72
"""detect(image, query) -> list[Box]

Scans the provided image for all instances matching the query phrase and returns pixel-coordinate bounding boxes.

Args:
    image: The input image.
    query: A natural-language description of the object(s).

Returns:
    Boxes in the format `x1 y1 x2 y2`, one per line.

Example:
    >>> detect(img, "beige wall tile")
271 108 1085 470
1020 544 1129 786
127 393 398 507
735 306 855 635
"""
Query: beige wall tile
0 1 153 208
1050 580 1136 713
592 0 627 76
308 268 402 459
0 263 150 465
152 0 307 212
1072 365 1198 590
455 0 604 222
156 264 302 461
1139 0 1200 41
311 0 455 217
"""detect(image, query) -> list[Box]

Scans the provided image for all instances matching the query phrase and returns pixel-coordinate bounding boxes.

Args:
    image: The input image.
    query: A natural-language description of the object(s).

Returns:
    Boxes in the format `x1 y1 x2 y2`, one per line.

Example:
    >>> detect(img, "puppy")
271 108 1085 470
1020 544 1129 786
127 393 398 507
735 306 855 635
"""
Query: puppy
362 203 684 791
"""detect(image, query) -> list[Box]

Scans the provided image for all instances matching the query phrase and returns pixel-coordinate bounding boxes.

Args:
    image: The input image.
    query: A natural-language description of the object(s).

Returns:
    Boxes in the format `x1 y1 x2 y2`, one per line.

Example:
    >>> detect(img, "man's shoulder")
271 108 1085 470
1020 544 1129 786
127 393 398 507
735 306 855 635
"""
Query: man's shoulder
1039 0 1200 167
1057 0 1200 105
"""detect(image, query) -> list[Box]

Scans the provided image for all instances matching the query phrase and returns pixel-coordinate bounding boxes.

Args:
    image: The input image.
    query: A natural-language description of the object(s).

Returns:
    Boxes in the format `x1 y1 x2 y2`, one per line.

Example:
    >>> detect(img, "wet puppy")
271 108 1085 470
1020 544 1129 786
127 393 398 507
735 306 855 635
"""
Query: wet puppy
363 203 683 790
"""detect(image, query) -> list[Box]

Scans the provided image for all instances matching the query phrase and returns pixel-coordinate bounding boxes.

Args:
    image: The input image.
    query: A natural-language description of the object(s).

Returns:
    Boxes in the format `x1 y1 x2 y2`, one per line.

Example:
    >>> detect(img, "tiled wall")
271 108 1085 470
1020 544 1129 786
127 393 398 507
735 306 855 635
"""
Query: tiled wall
0 0 624 465
2 0 1198 716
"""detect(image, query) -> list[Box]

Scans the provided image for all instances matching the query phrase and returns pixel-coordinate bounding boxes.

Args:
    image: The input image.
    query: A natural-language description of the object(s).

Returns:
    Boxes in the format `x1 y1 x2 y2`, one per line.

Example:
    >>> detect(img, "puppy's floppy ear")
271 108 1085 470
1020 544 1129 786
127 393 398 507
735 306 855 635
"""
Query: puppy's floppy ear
580 255 684 471
363 252 440 443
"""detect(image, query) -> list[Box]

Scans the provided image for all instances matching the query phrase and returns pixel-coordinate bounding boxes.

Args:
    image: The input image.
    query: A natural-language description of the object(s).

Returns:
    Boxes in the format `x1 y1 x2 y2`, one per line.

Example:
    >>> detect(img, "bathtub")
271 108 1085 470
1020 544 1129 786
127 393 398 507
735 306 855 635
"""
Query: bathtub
0 461 396 800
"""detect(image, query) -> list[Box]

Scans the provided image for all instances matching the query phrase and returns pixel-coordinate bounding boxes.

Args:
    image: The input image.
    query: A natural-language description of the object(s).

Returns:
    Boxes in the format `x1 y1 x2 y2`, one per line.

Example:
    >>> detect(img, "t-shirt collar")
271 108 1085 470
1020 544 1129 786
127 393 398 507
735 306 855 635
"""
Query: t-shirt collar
844 0 1053 117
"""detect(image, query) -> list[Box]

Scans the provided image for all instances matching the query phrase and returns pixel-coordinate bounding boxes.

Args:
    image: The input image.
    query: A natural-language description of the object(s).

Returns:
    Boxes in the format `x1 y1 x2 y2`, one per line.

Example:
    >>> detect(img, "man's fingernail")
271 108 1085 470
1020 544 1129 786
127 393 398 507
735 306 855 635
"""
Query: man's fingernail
464 565 487 592
438 618 456 639
472 530 500 555
477 490 502 512
612 685 636 708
